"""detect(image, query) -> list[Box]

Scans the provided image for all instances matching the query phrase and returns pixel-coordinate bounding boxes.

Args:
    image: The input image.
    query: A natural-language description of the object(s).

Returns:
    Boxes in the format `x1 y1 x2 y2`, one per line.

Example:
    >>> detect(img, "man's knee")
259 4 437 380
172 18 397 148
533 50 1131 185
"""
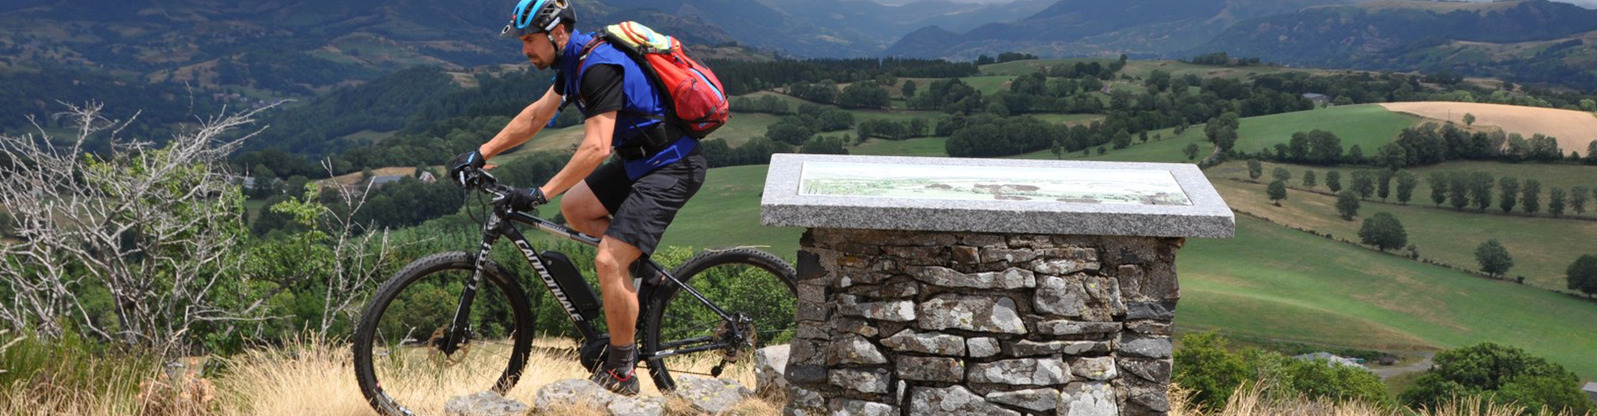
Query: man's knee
594 242 640 282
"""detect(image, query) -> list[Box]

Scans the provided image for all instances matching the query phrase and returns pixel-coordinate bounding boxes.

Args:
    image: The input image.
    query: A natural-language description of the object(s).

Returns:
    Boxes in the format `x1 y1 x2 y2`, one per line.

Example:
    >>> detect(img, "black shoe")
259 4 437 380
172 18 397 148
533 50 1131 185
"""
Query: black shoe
588 364 641 396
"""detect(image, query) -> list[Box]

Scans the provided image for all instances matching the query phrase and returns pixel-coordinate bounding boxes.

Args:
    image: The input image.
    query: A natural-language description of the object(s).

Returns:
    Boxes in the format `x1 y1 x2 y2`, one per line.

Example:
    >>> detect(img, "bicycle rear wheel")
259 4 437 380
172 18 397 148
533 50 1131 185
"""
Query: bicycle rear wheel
352 252 535 416
641 247 797 392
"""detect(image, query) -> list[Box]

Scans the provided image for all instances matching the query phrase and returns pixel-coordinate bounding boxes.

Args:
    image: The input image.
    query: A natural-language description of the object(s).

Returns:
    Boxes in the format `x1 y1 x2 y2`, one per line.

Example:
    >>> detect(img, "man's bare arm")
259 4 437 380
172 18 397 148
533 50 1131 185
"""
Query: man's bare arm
479 86 562 159
539 111 616 198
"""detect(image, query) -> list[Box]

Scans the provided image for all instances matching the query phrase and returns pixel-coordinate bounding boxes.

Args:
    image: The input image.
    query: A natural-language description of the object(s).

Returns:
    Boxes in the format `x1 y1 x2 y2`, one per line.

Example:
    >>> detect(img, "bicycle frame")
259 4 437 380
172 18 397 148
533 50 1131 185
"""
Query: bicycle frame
440 201 743 360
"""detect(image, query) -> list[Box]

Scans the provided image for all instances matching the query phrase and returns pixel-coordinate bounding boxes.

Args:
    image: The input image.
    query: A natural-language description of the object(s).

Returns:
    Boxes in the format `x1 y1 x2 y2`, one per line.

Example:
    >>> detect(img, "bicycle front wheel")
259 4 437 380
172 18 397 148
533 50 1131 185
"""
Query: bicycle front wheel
352 252 536 416
642 247 797 392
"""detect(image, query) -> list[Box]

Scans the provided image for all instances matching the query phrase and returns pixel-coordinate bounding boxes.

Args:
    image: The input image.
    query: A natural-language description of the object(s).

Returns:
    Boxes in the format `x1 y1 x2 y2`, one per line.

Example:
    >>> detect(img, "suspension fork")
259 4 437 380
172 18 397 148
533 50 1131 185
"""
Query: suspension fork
440 213 505 354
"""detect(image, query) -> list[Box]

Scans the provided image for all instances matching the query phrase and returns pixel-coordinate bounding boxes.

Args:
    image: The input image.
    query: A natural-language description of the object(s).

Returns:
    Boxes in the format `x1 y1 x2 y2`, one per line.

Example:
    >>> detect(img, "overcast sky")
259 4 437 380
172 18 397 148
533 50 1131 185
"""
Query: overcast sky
860 0 1597 8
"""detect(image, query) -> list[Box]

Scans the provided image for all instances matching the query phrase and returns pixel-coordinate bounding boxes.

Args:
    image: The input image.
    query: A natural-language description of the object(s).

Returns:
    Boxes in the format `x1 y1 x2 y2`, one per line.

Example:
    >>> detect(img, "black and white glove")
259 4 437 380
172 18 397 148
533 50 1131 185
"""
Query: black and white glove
449 150 487 188
505 187 548 211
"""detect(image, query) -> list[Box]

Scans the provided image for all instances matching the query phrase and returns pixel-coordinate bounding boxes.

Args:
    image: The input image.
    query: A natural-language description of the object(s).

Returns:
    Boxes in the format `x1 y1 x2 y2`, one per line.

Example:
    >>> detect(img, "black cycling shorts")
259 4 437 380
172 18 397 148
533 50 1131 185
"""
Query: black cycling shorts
584 151 707 256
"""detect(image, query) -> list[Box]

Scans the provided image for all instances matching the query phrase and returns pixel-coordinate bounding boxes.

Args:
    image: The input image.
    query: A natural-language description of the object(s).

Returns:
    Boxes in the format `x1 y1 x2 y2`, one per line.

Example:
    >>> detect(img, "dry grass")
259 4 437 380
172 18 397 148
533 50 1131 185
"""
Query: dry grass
1379 102 1597 154
1170 383 1591 416
213 337 770 416
6 336 1589 416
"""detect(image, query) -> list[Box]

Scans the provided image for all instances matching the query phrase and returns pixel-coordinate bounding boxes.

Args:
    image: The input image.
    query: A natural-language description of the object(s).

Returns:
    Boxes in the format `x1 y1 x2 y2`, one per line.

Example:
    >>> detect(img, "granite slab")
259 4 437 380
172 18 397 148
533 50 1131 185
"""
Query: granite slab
760 154 1234 238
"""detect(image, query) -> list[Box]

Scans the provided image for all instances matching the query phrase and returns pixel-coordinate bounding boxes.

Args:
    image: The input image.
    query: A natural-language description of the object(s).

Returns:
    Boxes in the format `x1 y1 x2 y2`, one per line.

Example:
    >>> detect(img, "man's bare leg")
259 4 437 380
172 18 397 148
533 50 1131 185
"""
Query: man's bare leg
561 181 610 237
594 237 642 345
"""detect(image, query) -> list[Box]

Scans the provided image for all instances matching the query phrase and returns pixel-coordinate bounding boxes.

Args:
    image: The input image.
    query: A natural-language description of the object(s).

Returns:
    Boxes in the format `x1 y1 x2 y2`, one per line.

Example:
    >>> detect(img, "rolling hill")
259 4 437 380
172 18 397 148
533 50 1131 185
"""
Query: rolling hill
885 0 1345 59
1204 0 1597 90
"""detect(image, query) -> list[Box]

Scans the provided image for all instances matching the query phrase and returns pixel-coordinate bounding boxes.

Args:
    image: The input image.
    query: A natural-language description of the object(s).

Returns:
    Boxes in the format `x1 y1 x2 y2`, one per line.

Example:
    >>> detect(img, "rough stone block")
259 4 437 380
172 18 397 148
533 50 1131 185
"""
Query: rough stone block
1036 320 1123 336
917 295 1027 334
910 386 1021 416
1029 258 1100 275
880 329 966 356
1034 274 1124 321
798 283 826 303
1010 340 1110 357
838 295 916 322
968 358 1070 386
849 281 919 299
1118 358 1172 383
1125 301 1177 321
1070 357 1119 381
896 356 964 382
797 321 831 341
912 266 1036 289
786 384 827 415
984 388 1060 413
968 337 1001 358
827 334 888 366
828 368 891 394
981 248 1040 264
786 364 827 384
831 318 879 338
790 339 825 366
1124 320 1172 336
827 399 896 416
1119 335 1172 359
1059 382 1119 416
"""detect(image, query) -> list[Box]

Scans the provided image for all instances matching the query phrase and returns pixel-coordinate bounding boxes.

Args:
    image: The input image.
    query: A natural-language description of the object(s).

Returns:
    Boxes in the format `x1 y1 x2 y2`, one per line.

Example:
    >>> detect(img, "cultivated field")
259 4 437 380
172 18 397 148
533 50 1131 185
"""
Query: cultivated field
1380 102 1597 153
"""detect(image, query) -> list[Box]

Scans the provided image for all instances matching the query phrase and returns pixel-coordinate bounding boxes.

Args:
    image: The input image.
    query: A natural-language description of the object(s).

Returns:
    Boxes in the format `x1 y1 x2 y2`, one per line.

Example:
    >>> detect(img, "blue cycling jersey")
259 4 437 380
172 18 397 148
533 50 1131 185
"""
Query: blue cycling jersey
555 30 697 181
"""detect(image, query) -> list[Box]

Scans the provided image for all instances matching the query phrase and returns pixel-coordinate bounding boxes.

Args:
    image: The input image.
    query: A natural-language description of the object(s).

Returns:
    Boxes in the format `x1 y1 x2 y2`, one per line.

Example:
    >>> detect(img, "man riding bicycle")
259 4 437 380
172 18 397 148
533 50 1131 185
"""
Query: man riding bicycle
448 0 707 396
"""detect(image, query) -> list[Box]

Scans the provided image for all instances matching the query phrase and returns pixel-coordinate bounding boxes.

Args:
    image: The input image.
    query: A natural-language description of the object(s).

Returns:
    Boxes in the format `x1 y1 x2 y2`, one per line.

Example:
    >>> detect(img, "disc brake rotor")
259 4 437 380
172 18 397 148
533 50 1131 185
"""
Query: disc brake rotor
427 326 472 368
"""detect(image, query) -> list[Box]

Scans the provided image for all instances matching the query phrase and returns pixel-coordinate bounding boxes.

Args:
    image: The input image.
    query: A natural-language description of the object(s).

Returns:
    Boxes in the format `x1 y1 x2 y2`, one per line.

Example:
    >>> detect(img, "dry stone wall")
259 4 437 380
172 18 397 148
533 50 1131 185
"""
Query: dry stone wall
784 228 1184 416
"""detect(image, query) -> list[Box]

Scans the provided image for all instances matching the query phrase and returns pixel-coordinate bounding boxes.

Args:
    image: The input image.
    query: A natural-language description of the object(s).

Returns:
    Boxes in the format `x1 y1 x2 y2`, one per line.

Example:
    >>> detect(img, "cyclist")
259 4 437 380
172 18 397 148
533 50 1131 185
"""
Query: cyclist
448 0 707 396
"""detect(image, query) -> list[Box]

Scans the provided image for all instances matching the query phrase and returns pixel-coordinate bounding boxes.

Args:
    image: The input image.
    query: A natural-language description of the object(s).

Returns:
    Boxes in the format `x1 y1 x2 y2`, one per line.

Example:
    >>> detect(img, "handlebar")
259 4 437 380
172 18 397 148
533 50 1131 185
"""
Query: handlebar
461 168 519 206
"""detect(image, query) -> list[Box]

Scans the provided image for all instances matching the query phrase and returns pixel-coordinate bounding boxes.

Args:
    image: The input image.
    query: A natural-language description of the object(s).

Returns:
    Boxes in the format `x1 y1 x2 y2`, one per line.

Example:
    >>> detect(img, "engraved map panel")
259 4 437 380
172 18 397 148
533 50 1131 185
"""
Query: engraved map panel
798 161 1193 206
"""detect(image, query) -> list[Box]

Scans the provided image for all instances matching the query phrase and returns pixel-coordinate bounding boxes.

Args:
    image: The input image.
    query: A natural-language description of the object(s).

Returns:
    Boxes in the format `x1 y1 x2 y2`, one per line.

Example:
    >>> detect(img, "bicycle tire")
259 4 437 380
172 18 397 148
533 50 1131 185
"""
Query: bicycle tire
641 247 797 392
352 252 536 416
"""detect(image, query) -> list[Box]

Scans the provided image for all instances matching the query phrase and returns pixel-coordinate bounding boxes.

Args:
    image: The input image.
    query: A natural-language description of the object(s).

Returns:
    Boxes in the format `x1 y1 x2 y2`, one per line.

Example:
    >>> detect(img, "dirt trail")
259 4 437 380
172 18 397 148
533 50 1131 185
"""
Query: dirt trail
1379 102 1597 154
1369 351 1435 380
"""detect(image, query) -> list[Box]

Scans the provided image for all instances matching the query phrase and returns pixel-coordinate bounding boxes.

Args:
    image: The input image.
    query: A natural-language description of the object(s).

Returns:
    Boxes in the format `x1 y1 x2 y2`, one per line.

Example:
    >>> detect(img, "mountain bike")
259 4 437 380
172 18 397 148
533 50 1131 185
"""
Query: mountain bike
351 168 797 416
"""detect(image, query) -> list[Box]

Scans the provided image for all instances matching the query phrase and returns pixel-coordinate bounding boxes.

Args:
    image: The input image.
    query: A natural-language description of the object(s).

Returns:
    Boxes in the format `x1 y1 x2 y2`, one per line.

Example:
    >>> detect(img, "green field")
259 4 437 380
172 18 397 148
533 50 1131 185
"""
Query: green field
1233 105 1421 154
963 75 1017 96
1178 215 1597 379
657 164 804 259
850 137 949 157
1209 160 1597 290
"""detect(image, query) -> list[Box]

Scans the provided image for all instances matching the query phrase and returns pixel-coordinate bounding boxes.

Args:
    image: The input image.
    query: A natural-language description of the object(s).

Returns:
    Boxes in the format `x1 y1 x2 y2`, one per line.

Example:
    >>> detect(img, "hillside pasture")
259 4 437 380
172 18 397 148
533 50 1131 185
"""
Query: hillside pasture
1233 105 1420 154
1207 161 1597 291
1178 215 1597 379
658 164 804 258
1379 102 1597 154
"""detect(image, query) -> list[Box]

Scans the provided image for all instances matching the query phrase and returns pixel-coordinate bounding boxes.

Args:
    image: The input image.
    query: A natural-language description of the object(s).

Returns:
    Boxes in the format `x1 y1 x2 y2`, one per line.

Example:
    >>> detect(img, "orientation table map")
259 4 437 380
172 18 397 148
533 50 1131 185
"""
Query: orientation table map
797 161 1194 206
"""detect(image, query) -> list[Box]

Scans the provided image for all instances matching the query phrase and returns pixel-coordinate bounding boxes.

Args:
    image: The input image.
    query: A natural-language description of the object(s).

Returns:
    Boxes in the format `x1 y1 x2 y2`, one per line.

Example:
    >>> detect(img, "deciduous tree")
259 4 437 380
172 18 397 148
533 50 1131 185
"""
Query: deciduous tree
1337 190 1360 220
1359 212 1407 252
1475 239 1514 278
1268 180 1288 206
1567 255 1597 298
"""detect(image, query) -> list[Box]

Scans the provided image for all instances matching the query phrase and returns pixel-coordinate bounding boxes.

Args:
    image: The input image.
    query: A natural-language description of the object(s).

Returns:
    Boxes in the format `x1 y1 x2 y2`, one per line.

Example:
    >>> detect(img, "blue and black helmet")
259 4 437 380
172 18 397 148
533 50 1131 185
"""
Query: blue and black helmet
502 0 577 38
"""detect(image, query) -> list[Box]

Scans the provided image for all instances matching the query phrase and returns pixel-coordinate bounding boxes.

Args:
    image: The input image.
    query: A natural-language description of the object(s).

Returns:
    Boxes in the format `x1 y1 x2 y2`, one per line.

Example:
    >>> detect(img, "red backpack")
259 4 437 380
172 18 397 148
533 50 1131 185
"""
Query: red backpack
579 21 729 139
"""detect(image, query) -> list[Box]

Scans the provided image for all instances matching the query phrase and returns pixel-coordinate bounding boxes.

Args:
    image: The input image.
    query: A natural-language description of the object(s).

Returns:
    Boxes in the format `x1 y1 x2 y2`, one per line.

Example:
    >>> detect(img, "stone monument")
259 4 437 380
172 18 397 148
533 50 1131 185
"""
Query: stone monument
760 154 1234 416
